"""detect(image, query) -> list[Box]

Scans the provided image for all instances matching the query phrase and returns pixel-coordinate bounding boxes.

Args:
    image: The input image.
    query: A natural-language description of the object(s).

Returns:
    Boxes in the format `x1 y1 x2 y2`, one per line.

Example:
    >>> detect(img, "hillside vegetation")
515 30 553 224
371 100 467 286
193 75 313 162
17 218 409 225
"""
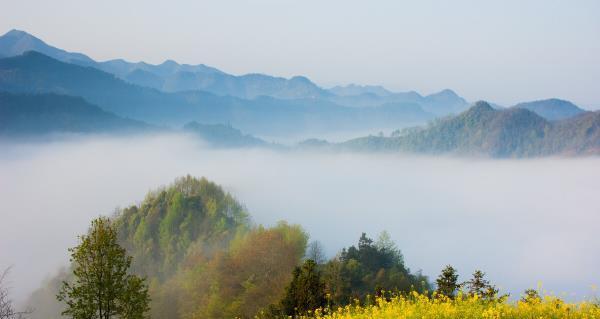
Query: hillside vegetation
27 176 307 319
27 176 428 319
342 101 600 157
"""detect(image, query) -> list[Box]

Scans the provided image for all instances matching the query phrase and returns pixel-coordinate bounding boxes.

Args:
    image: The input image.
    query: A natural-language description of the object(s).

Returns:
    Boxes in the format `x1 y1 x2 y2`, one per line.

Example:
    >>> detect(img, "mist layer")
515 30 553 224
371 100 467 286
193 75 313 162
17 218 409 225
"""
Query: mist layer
0 134 599 302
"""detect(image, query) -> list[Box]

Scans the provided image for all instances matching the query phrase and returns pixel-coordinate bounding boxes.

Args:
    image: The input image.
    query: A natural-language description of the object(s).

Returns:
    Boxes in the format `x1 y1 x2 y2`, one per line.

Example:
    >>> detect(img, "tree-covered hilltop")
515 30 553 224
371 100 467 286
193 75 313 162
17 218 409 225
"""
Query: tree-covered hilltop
26 176 309 319
26 176 432 319
113 176 252 280
110 177 310 319
341 101 600 157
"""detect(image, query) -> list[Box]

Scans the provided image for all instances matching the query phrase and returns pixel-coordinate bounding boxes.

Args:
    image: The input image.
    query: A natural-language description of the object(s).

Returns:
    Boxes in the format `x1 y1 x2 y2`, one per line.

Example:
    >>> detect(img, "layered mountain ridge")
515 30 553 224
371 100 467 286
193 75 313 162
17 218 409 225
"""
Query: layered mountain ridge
341 101 600 157
0 29 596 157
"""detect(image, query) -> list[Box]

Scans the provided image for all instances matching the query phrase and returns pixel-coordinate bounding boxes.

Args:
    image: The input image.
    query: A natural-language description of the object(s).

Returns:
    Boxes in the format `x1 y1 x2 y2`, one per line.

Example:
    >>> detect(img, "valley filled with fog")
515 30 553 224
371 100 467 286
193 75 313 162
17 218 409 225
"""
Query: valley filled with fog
1 134 599 303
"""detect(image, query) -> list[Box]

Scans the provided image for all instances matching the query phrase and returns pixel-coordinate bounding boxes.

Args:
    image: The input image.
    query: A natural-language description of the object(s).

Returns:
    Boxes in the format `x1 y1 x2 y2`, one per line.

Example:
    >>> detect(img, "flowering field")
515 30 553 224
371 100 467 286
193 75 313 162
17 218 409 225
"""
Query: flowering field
303 293 600 319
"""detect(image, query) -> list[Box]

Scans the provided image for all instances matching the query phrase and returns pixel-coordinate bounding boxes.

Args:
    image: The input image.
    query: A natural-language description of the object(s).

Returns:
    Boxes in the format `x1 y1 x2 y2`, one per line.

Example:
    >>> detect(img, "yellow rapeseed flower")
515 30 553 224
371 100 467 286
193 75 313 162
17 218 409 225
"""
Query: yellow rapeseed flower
300 292 600 319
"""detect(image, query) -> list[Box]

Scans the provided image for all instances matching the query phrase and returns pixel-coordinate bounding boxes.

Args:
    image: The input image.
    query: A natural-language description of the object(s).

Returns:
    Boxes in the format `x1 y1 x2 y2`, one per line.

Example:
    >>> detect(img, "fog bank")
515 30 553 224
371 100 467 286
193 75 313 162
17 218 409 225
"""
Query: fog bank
1 134 599 303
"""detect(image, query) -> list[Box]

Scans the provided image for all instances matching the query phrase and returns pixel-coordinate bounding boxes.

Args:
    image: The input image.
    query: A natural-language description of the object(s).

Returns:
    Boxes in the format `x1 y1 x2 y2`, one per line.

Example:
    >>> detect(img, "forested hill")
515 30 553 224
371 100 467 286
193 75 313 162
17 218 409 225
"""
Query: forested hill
26 176 309 319
26 176 429 319
341 101 600 157
0 92 154 136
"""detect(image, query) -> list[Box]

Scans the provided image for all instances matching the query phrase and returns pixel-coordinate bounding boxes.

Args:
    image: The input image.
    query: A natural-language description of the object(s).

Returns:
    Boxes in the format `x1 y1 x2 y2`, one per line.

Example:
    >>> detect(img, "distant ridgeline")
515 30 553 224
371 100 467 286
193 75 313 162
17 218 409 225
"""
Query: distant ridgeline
0 30 597 157
339 101 600 157
0 30 472 135
25 176 428 319
0 51 435 136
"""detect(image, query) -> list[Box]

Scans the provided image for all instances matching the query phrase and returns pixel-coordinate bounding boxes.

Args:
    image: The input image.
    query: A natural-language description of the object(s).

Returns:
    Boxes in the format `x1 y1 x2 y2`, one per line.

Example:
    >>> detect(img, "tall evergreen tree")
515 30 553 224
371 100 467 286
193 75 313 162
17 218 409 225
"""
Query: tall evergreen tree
57 217 150 319
281 259 326 316
464 270 498 300
435 265 459 298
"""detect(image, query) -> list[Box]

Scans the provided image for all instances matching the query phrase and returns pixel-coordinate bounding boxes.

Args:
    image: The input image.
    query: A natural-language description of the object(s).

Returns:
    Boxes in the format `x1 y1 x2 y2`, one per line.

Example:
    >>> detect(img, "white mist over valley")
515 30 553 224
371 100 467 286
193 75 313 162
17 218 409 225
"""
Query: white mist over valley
1 134 599 303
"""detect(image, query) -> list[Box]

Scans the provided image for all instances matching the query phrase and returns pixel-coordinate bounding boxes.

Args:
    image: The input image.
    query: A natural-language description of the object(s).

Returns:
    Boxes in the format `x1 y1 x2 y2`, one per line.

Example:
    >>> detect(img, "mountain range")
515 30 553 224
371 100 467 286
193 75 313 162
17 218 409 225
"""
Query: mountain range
0 29 596 156
0 29 466 112
0 50 434 136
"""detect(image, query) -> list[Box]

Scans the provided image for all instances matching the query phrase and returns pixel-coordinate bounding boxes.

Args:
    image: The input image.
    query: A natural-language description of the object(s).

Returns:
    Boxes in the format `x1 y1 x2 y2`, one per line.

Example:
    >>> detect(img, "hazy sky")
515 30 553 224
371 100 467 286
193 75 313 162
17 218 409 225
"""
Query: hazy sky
1 0 599 107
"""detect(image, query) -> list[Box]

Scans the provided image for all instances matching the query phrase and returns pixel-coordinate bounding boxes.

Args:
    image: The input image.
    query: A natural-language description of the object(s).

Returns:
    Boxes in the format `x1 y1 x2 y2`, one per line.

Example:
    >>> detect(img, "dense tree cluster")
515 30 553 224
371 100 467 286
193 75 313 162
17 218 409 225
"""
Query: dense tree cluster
321 232 429 305
114 175 250 279
27 176 309 319
26 177 433 319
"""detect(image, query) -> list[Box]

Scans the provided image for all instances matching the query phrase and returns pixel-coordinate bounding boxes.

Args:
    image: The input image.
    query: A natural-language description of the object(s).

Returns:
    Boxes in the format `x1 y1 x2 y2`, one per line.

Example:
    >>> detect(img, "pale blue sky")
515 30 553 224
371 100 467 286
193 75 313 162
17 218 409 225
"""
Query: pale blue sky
1 0 599 108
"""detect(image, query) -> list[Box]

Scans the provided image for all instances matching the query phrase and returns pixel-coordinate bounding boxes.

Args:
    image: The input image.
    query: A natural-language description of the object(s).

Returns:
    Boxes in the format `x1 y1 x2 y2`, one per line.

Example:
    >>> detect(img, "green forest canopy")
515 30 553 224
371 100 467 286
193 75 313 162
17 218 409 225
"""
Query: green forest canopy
27 176 428 319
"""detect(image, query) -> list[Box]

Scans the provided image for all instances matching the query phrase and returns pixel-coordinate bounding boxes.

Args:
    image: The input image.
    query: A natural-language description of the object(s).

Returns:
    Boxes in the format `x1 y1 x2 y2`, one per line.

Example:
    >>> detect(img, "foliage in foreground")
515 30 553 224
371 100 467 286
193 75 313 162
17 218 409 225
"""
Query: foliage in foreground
57 217 150 319
28 176 309 319
301 292 600 319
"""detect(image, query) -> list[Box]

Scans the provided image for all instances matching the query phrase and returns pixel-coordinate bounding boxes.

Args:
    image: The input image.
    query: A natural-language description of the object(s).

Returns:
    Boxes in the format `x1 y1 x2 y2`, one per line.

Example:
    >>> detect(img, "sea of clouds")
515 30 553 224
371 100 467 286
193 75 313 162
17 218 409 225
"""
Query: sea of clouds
1 134 599 303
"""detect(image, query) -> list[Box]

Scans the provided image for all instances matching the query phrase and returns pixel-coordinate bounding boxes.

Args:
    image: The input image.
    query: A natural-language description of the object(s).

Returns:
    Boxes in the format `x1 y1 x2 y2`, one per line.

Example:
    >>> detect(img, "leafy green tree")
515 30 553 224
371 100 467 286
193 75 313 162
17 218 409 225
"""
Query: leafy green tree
435 265 459 299
281 259 326 316
57 217 150 319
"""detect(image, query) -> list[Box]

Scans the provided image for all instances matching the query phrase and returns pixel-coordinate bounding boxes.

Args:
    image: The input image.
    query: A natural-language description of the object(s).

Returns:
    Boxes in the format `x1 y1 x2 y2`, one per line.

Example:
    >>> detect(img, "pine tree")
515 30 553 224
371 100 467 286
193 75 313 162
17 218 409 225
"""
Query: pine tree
464 270 498 301
281 259 326 316
435 265 459 298
57 217 150 319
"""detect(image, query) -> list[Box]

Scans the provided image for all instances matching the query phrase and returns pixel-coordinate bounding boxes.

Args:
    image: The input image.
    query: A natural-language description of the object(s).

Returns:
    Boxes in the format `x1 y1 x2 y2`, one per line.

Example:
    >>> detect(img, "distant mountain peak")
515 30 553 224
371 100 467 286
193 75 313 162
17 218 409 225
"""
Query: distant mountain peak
427 89 460 99
1 29 45 46
4 29 29 37
0 29 94 63
513 98 584 121
328 84 393 97
160 59 179 67
289 75 314 85
464 101 495 116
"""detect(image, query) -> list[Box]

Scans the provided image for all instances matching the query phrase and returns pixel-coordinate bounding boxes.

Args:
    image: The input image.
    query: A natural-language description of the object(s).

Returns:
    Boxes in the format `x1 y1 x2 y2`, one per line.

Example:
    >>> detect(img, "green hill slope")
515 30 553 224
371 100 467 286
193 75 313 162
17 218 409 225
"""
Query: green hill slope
26 176 308 319
342 101 600 157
